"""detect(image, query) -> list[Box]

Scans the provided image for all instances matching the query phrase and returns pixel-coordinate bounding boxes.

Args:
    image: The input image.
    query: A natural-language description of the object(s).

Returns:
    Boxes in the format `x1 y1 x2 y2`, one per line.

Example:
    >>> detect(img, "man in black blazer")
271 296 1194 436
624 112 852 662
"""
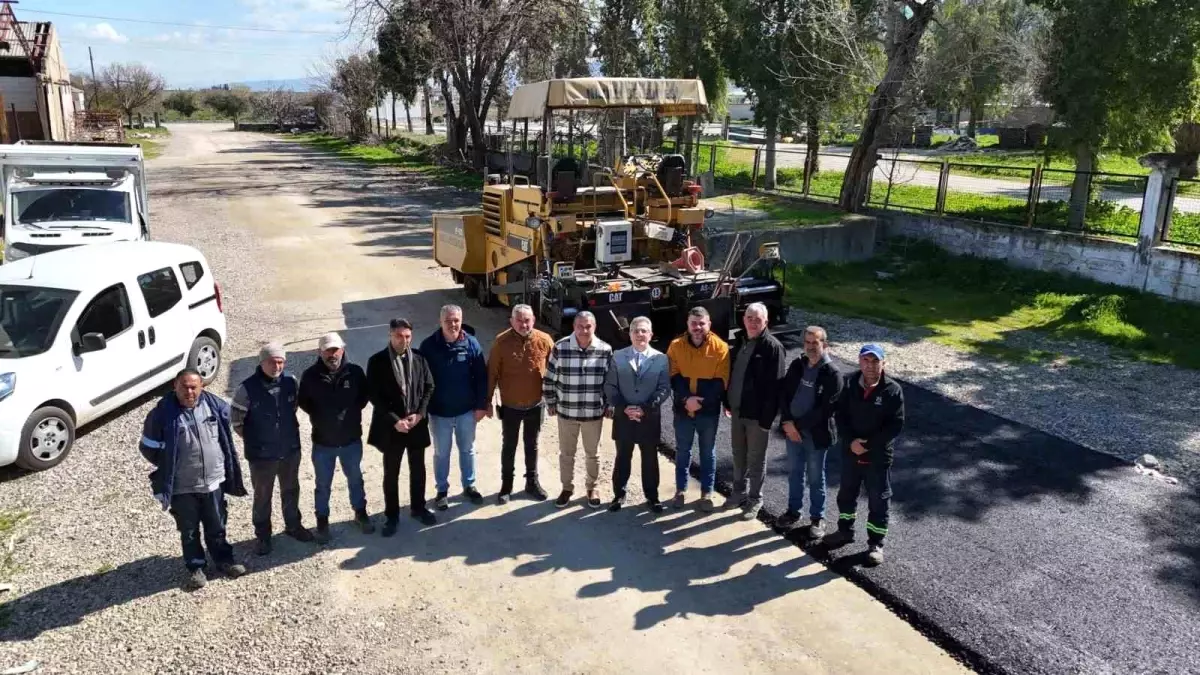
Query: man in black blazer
366 318 438 535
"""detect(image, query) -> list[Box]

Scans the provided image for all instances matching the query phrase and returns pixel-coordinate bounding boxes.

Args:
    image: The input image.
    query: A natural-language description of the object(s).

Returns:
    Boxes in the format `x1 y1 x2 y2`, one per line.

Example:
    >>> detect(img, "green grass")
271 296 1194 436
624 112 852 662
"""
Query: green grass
711 192 845 226
128 125 170 159
786 240 1200 369
292 133 481 189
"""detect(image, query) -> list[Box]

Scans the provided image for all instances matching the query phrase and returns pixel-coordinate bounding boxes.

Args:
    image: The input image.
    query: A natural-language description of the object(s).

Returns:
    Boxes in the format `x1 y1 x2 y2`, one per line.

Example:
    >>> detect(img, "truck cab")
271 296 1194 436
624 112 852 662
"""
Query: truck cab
0 141 149 264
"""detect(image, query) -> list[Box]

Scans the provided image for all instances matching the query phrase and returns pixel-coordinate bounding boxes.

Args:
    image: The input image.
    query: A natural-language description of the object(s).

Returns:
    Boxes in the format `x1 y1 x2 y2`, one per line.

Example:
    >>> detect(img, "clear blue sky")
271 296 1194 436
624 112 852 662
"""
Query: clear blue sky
15 0 365 88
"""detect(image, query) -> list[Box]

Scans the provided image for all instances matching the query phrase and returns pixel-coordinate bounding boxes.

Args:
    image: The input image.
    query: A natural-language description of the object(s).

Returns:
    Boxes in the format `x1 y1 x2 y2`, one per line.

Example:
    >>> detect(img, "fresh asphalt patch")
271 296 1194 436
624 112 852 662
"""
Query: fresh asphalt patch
660 336 1200 675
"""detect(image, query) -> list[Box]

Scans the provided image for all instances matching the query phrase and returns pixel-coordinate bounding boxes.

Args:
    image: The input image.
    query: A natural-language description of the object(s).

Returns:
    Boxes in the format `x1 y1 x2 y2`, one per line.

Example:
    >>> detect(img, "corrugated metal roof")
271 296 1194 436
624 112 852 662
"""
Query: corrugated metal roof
0 22 49 61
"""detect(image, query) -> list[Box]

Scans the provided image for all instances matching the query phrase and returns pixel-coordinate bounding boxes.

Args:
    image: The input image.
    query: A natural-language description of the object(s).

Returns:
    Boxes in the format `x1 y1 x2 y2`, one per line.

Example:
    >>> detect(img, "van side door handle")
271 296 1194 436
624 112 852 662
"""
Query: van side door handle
138 330 146 349
148 326 156 345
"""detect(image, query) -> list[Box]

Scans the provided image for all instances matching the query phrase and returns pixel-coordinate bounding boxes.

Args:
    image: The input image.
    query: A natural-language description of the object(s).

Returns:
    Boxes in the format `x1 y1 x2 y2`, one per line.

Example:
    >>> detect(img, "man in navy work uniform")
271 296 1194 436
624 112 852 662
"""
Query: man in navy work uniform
298 331 373 543
420 304 489 511
822 343 905 566
140 368 247 590
232 342 315 556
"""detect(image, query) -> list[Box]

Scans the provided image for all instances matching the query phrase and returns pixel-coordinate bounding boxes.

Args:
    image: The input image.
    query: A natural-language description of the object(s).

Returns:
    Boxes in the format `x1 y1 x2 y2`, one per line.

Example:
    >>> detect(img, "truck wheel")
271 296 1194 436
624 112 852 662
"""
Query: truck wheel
16 406 75 471
188 336 222 385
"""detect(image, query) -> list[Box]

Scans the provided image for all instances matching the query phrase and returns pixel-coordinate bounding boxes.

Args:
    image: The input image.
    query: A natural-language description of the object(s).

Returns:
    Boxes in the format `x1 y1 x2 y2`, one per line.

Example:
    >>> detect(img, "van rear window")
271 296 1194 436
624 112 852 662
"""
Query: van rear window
180 261 205 289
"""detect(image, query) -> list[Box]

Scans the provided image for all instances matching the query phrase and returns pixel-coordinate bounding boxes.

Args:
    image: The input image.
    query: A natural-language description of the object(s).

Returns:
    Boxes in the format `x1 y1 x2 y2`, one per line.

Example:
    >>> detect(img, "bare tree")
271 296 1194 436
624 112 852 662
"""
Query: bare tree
331 52 381 141
252 88 302 129
100 63 166 126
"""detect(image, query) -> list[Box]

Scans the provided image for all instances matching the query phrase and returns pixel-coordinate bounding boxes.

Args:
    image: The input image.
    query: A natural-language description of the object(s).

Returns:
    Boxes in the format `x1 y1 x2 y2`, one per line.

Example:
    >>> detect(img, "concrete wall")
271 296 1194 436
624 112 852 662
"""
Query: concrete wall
878 210 1200 303
705 215 877 271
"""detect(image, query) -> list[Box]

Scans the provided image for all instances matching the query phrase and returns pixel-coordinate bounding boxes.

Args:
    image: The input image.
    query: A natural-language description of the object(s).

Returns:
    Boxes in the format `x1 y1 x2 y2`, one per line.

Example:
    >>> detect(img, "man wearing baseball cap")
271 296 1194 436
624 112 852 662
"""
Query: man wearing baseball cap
821 343 905 566
298 332 373 543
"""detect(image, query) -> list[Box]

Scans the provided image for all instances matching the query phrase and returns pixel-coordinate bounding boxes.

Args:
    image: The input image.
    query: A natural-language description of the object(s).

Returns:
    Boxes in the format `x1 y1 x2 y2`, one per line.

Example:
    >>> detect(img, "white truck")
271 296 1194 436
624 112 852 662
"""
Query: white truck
0 141 149 264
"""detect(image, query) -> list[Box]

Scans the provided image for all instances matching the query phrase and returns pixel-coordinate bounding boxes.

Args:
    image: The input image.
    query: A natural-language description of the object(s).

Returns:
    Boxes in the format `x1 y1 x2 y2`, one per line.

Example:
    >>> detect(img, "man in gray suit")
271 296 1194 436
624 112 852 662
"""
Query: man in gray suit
603 316 672 513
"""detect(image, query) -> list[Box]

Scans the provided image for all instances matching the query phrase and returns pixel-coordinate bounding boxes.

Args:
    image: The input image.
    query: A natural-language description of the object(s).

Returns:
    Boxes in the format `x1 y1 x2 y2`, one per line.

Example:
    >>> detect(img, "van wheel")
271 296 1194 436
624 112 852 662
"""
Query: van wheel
189 336 222 385
16 407 75 471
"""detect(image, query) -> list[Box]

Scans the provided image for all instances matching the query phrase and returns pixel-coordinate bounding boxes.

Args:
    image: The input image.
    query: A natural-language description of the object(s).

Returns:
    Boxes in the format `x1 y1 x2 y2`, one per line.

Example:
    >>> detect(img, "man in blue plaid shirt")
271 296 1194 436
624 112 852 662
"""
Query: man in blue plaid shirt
543 311 613 509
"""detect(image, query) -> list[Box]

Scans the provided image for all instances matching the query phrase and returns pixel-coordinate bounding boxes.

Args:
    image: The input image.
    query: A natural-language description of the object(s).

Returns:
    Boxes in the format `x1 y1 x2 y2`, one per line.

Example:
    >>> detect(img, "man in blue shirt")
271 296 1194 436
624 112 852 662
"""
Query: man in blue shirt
419 305 489 510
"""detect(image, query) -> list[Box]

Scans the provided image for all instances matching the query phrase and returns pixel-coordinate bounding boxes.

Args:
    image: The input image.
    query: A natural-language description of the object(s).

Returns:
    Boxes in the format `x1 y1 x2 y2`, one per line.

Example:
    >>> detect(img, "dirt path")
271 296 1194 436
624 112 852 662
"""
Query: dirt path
0 123 967 674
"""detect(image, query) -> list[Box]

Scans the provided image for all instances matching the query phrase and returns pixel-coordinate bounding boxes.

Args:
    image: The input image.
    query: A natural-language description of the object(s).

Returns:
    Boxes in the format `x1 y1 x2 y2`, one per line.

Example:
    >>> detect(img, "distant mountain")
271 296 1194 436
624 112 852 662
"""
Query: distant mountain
235 78 317 92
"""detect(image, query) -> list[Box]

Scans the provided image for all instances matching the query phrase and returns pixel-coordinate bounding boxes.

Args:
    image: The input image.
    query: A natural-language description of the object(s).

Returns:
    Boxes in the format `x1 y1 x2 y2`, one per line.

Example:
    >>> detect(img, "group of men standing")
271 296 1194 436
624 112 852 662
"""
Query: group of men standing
139 300 903 590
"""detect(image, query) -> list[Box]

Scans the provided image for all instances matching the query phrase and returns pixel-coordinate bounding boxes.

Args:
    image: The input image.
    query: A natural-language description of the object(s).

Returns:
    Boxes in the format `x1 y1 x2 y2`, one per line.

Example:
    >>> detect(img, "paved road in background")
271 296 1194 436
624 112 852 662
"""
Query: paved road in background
664 334 1200 675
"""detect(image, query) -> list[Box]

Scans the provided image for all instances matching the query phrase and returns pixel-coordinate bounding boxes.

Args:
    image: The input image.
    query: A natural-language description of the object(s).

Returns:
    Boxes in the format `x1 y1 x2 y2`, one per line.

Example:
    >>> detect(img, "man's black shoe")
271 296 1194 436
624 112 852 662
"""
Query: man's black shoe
413 509 437 526
608 496 626 512
497 492 511 505
315 516 331 545
286 526 315 543
648 501 667 514
381 519 398 538
464 487 485 505
255 537 272 556
525 478 548 501
355 509 376 535
554 490 573 508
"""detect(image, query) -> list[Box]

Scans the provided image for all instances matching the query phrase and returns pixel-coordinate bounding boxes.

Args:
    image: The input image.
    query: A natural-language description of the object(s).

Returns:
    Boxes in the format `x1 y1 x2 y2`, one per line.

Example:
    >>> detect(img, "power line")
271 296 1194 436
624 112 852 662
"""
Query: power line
17 7 343 35
59 39 317 58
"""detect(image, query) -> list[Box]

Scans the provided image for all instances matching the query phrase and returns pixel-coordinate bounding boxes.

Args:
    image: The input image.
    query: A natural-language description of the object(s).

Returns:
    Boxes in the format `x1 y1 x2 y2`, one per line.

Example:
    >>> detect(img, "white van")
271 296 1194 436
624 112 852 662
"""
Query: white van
0 241 226 471
0 142 149 264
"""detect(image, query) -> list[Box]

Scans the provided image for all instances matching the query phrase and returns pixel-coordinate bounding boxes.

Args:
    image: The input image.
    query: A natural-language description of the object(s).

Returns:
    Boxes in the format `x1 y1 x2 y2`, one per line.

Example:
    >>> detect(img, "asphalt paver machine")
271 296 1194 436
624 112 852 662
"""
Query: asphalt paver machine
432 77 787 346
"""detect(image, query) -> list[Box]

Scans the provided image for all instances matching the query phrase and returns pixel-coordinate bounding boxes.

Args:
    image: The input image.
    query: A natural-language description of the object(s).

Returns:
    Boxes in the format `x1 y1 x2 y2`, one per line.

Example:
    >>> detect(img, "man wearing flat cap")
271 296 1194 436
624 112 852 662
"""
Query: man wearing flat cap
232 341 315 556
298 332 373 544
821 344 905 566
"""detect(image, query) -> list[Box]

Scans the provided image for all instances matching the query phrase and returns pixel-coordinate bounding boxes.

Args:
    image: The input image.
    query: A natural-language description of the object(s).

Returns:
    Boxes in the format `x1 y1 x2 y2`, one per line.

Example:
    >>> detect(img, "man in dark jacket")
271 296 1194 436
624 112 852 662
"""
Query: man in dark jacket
141 368 247 590
367 318 438 536
777 326 844 540
419 304 489 510
724 303 786 521
822 344 905 566
298 331 373 543
232 342 315 556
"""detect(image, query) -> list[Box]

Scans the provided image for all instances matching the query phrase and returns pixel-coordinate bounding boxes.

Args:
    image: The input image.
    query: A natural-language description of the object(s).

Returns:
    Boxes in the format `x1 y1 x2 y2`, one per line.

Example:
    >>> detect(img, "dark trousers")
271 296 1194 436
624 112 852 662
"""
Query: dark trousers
835 457 892 546
613 439 660 503
170 489 234 571
382 443 428 520
249 453 303 539
500 404 543 490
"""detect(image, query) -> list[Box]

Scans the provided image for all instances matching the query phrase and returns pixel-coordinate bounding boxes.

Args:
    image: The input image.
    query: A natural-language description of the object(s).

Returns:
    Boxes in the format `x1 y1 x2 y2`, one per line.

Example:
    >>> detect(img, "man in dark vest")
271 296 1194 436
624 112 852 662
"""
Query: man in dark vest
232 342 315 556
140 368 247 590
366 318 438 536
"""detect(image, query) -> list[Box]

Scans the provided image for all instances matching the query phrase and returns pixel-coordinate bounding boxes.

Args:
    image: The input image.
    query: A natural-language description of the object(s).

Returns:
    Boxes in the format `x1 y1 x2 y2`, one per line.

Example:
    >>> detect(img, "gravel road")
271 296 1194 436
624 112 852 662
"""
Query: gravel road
0 123 965 674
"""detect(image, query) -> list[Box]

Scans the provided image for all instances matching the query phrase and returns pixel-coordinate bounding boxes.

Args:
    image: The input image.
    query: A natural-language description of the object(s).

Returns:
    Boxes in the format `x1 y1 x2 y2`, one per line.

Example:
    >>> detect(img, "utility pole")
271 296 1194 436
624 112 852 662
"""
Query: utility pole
88 46 97 111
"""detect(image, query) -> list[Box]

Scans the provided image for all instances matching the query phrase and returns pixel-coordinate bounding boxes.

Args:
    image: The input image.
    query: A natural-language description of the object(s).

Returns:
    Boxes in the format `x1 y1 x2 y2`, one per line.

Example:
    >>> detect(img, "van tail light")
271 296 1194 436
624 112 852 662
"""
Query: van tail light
214 281 224 313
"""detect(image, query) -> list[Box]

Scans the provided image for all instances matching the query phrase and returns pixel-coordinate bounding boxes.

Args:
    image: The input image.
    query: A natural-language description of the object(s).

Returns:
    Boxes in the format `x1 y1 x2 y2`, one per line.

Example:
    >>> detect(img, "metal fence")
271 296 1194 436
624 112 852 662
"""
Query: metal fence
1164 177 1200 247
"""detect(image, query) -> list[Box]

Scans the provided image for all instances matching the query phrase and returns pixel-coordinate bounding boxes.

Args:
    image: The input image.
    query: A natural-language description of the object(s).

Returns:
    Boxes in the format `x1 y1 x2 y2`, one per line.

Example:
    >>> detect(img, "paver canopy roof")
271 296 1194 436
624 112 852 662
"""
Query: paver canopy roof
505 78 708 119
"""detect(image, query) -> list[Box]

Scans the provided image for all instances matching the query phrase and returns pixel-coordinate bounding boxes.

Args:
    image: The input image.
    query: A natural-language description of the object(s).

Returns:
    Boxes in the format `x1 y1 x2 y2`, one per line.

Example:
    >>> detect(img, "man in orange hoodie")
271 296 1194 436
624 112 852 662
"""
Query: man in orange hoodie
666 307 730 512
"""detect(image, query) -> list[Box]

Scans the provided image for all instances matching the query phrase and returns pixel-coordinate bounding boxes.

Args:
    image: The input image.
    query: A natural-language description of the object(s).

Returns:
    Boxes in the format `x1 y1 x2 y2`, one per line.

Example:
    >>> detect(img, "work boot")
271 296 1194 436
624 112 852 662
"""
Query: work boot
554 490 573 508
381 518 398 538
726 490 746 511
464 487 485 505
255 537 272 556
741 499 762 521
219 562 247 579
525 478 548 501
698 492 716 513
412 509 437 526
497 492 511 505
434 492 449 511
184 568 207 591
805 518 825 542
672 491 686 509
775 511 802 530
314 516 331 545
608 495 626 512
286 526 315 543
499 479 513 503
866 544 885 566
355 509 375 535
821 529 855 549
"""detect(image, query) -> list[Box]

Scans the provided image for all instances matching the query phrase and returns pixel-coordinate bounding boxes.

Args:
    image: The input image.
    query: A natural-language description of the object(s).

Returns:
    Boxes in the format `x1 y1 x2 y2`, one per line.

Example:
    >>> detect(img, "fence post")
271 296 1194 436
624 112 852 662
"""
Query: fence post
751 148 761 192
709 145 716 174
935 160 950 215
1026 166 1042 227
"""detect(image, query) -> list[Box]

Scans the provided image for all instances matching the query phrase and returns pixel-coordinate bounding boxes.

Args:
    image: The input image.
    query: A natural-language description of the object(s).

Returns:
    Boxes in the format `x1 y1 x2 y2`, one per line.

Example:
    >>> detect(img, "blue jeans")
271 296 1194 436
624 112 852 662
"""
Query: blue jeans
431 412 477 493
785 436 828 519
312 441 367 518
674 414 719 493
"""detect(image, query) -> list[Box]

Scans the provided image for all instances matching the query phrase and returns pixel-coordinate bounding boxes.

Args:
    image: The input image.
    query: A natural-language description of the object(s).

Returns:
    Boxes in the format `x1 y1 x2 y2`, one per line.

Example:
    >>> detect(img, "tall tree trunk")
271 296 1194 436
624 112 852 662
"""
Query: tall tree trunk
391 94 397 135
967 101 979 139
838 4 937 212
764 112 778 190
422 82 434 135
805 109 821 176
404 98 413 133
1068 143 1096 229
